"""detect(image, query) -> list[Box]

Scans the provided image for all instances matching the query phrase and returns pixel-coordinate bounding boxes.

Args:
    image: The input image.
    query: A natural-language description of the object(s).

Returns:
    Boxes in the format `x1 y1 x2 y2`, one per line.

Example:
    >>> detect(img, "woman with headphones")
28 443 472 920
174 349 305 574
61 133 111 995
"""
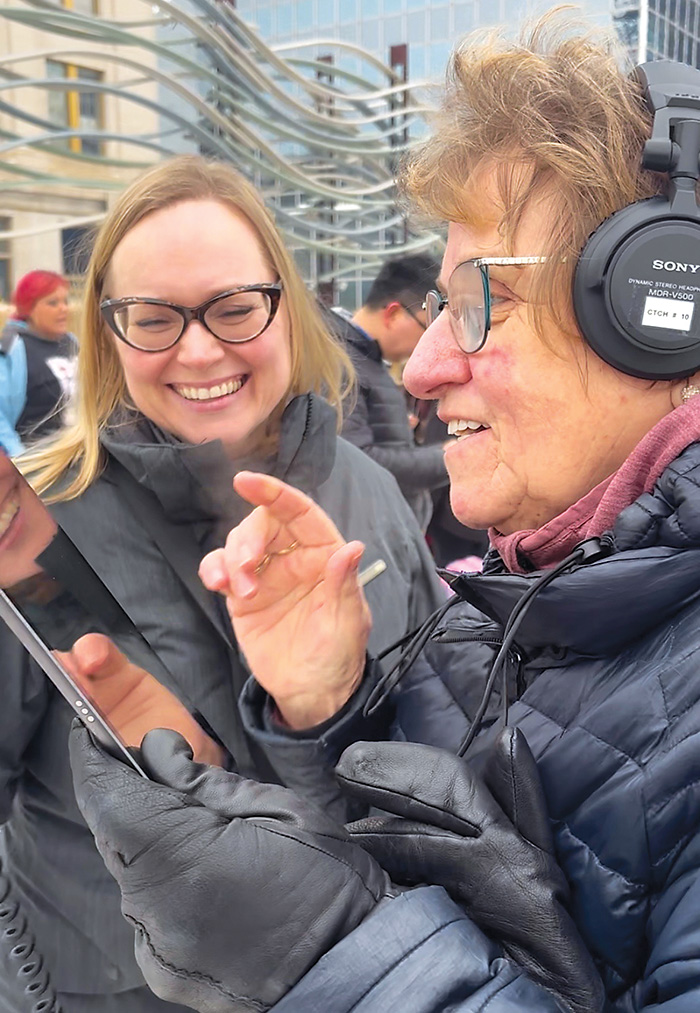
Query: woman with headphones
70 15 700 1013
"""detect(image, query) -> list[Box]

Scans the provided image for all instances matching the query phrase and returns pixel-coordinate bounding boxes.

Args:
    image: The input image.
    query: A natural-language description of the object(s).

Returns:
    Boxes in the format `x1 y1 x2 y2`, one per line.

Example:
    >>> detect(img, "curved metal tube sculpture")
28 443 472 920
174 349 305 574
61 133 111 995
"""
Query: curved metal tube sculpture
0 0 442 281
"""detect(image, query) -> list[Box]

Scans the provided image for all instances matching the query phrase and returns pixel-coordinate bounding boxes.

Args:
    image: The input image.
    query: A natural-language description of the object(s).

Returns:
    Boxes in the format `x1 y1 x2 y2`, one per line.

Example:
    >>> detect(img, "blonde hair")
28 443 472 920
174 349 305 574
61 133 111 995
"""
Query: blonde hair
400 10 668 341
22 155 353 500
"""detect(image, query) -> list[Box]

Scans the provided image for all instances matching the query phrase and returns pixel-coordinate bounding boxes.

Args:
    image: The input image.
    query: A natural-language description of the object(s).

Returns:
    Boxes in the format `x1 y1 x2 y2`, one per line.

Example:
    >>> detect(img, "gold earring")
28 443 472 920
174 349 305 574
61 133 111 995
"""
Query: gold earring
681 381 700 403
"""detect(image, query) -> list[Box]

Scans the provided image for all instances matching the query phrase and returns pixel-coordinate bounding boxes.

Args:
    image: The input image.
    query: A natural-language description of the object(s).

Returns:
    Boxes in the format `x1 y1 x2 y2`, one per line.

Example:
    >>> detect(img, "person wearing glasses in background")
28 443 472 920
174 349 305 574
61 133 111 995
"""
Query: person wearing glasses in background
326 255 449 530
68 15 700 1013
0 155 443 1013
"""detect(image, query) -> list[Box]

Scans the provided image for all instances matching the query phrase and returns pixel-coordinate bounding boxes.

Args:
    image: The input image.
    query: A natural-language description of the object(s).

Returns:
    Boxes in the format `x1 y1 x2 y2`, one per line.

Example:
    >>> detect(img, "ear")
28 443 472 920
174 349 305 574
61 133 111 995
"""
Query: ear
382 301 403 328
673 370 700 407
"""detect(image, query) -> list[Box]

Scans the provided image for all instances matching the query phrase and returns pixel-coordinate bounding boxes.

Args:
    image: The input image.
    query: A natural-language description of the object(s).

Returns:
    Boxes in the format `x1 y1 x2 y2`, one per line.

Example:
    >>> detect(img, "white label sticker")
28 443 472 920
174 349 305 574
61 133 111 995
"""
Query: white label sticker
642 296 695 332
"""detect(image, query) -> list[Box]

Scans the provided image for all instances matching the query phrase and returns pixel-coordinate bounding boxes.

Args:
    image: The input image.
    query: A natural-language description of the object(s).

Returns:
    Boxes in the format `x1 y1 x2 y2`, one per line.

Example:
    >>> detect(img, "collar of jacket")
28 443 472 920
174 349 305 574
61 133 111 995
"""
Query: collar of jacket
447 441 700 657
100 392 337 530
344 321 384 363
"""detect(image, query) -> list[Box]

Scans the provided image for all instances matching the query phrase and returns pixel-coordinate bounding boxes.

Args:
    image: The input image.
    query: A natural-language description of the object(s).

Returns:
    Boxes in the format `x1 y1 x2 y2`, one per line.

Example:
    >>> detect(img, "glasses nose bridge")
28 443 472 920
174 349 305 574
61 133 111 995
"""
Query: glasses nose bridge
177 304 224 351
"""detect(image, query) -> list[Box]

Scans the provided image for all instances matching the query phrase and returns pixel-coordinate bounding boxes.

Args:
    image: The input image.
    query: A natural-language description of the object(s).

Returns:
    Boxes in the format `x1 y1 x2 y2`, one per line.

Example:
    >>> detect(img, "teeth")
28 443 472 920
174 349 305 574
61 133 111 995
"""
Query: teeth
447 419 489 437
0 489 20 540
173 379 243 401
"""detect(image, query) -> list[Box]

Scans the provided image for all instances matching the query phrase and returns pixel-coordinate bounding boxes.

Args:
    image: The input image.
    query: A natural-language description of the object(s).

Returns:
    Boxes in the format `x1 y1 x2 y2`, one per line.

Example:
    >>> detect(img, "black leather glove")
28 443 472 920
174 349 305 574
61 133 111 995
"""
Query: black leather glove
337 728 604 1013
69 724 394 1013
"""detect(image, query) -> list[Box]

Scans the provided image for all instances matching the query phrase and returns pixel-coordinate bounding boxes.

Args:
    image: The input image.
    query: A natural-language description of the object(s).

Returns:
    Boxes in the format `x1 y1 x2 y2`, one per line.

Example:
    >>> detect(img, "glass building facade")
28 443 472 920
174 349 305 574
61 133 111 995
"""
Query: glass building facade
229 0 614 304
236 0 614 83
613 0 700 64
646 0 700 62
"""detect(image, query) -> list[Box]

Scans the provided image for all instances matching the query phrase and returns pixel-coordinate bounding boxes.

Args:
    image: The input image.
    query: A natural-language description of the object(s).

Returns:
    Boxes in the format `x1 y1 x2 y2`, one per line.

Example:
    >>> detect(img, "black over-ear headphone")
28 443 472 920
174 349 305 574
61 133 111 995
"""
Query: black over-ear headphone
573 60 700 379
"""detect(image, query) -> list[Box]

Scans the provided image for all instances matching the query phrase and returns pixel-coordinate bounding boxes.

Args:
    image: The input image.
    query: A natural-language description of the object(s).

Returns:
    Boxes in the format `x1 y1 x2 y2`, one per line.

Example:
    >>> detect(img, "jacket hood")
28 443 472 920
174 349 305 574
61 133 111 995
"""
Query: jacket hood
448 442 700 657
100 392 337 533
1 318 28 353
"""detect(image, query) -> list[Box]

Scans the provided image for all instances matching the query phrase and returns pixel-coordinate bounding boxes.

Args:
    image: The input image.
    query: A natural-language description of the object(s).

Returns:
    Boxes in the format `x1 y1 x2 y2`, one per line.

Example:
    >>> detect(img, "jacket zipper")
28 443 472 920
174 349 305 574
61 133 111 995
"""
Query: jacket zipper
431 629 526 698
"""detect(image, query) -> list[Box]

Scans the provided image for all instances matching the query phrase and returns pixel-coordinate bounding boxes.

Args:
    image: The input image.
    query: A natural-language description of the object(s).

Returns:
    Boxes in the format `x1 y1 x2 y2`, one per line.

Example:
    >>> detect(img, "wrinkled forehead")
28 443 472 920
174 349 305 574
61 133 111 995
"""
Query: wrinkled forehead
452 157 555 229
439 171 557 285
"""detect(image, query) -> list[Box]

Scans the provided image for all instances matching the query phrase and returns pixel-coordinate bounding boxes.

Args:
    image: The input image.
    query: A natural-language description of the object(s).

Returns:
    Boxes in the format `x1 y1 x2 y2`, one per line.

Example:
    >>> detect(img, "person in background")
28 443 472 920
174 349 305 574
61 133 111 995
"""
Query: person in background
69 18 700 1013
328 255 448 530
0 324 27 456
0 270 77 449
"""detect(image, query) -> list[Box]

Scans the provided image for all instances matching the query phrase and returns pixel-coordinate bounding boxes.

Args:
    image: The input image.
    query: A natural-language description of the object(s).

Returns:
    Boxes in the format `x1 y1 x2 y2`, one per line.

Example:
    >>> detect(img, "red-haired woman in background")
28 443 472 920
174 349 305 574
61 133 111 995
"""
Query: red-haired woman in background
0 270 77 452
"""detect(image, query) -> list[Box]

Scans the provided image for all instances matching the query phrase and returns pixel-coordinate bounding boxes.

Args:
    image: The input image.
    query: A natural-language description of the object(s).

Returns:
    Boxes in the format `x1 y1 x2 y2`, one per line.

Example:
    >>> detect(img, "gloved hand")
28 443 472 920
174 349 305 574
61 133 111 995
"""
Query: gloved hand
70 724 394 1013
337 729 604 1013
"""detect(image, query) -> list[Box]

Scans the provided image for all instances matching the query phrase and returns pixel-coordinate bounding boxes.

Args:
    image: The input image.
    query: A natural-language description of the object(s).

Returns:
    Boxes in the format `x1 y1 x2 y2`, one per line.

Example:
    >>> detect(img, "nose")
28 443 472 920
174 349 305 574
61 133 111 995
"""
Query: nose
175 319 227 369
403 312 472 400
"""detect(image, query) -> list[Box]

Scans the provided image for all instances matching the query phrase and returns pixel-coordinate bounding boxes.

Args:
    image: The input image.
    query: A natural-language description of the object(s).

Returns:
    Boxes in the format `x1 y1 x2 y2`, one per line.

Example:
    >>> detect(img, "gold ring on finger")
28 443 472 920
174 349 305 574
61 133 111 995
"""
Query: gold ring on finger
253 540 299 575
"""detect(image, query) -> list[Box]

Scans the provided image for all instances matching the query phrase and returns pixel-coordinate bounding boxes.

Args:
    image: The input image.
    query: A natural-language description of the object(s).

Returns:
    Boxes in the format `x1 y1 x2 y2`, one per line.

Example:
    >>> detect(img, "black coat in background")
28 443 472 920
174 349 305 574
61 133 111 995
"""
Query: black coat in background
329 312 448 530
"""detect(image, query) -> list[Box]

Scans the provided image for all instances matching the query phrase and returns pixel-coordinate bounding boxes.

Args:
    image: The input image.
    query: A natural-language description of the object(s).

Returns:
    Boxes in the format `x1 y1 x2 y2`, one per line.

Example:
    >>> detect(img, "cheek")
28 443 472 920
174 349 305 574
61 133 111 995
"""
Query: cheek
474 346 512 387
471 347 524 421
483 340 580 430
115 345 169 397
251 327 292 386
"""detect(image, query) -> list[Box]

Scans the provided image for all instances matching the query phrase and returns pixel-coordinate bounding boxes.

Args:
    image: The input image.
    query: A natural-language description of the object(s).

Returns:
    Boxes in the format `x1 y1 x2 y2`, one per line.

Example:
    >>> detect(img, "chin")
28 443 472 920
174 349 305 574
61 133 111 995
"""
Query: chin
448 497 492 532
445 474 491 529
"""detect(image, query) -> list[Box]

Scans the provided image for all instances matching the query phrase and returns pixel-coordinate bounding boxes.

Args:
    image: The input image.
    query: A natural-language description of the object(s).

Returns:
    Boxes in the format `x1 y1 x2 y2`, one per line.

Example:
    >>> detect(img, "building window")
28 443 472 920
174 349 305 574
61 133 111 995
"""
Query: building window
0 218 11 303
46 59 103 156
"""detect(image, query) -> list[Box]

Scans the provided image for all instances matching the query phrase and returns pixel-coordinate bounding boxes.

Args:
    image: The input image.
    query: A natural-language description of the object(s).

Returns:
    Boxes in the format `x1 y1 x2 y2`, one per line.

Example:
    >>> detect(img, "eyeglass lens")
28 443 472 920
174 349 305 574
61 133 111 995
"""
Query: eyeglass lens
112 290 275 351
425 262 490 353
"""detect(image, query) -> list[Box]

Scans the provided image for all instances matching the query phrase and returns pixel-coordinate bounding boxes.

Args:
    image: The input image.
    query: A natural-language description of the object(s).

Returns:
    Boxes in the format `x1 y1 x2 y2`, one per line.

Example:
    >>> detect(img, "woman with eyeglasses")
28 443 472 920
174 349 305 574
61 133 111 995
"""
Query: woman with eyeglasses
67 15 700 1013
0 155 443 1013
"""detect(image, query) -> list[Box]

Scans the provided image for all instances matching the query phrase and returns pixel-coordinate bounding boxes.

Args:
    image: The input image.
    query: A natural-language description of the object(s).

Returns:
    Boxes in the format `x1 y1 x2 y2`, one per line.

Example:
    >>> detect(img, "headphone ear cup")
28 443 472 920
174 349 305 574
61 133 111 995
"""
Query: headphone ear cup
574 196 700 380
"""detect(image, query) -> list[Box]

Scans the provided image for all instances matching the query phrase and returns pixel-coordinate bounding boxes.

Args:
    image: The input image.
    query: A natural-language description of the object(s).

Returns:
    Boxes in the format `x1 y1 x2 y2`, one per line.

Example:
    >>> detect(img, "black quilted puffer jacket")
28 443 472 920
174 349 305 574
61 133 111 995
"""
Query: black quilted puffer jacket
242 440 700 1012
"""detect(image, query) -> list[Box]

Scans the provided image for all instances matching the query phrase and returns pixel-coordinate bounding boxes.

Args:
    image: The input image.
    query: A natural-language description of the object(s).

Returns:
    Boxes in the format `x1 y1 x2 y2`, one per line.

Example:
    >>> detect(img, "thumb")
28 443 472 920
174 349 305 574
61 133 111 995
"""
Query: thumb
475 727 553 853
69 722 196 868
336 741 502 837
139 729 249 817
140 729 334 829
324 541 366 601
59 633 125 682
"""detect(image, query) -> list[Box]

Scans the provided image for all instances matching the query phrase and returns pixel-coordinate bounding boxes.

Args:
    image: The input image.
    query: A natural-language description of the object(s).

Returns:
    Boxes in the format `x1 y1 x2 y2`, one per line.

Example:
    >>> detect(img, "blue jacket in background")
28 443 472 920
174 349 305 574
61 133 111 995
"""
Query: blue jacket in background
0 325 27 456
241 439 700 1012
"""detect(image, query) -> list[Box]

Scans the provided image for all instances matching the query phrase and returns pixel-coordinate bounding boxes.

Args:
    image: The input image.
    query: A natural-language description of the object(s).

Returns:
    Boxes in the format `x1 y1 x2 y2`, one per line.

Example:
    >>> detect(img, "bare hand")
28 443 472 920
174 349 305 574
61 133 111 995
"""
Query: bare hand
57 634 225 766
199 472 371 730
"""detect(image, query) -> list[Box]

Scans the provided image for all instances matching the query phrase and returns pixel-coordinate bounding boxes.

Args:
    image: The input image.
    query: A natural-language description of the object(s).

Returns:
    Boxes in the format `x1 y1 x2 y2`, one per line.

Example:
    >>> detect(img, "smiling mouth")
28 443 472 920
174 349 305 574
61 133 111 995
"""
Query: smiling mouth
0 488 20 541
447 419 492 439
170 377 246 402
